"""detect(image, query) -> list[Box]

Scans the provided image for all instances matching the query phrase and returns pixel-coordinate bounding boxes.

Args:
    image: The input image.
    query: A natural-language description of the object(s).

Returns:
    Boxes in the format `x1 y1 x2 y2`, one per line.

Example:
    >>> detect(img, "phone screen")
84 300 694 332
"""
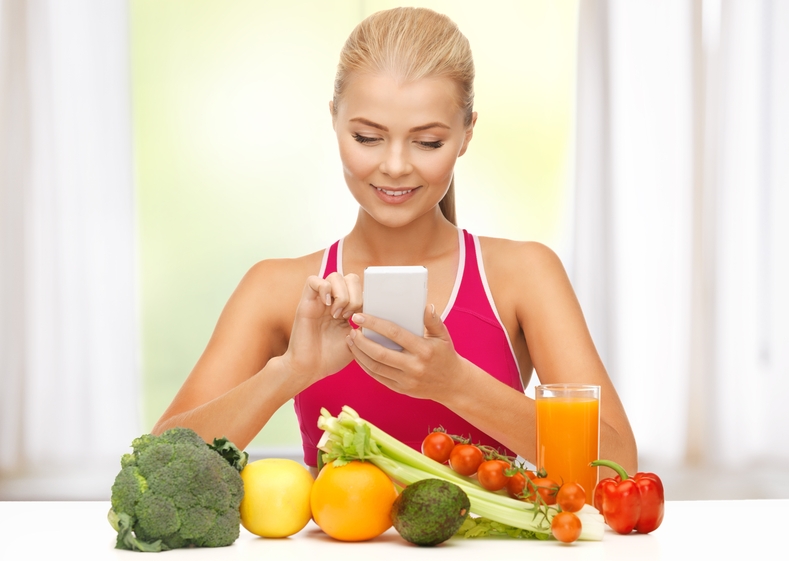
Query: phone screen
363 266 428 351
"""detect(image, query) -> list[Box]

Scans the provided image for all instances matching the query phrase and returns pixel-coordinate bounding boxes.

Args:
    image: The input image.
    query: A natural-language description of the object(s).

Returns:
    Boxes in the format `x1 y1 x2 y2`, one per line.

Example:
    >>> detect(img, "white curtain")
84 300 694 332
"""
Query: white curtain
0 0 139 494
573 0 789 469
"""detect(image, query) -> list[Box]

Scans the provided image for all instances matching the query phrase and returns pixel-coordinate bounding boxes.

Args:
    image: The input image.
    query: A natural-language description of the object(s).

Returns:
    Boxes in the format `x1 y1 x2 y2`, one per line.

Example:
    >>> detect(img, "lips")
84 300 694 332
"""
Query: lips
376 187 414 196
371 184 421 204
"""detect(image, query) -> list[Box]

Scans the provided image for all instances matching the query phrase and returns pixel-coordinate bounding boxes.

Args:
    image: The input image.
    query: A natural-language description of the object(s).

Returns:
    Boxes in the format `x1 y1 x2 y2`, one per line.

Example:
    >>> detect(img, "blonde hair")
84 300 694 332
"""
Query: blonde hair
333 7 475 225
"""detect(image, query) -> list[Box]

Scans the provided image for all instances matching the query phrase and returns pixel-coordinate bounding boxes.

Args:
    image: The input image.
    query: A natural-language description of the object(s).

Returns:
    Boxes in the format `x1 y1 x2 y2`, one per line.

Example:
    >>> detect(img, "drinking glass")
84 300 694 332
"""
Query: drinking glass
535 384 600 503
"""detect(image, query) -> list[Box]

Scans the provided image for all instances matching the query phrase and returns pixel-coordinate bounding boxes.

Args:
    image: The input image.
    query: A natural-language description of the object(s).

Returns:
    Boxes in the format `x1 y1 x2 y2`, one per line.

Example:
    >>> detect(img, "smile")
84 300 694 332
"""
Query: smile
375 187 416 196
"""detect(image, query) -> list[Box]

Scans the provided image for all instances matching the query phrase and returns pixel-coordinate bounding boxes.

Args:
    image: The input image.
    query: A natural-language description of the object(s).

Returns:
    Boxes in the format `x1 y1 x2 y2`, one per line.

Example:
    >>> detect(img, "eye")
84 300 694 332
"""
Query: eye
352 133 379 145
418 140 444 149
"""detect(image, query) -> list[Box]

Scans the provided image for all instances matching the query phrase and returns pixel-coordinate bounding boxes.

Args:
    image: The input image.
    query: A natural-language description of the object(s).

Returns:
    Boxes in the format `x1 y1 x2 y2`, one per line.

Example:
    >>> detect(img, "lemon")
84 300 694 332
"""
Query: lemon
240 458 314 538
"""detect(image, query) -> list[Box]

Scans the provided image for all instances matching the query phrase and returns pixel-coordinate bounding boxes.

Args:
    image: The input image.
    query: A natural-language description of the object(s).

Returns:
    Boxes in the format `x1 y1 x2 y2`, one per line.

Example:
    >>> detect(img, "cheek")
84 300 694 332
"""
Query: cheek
417 150 457 184
339 141 377 180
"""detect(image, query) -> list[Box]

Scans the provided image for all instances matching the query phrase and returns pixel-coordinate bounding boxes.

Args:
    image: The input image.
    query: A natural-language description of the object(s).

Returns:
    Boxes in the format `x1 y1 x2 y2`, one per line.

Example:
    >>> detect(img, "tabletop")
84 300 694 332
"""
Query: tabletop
0 499 785 559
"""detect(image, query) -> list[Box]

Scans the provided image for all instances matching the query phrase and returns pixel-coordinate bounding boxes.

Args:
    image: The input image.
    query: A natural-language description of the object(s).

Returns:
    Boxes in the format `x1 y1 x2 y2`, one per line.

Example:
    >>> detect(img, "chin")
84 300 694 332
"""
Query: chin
364 211 414 229
365 206 440 230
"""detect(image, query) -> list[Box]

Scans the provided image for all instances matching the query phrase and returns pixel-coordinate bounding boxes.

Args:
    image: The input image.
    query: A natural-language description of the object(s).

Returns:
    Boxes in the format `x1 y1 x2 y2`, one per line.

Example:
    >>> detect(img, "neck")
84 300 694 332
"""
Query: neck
345 207 458 266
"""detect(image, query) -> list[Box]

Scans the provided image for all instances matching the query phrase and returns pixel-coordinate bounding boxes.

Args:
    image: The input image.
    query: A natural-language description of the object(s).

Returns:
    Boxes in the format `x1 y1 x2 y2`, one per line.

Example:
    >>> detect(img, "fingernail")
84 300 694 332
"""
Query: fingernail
325 294 331 306
346 335 353 347
430 303 436 318
342 311 352 319
349 328 357 339
333 308 341 319
351 313 364 324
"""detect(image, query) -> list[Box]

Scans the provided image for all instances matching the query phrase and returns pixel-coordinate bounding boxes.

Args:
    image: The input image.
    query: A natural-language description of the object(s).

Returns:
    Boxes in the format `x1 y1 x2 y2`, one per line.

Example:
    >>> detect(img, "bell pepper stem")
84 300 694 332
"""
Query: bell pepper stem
590 459 629 480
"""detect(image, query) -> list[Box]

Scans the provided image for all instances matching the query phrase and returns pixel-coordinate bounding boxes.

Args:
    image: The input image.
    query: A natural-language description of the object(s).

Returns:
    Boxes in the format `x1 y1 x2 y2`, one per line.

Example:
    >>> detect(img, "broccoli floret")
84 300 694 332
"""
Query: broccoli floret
108 427 246 552
110 466 148 515
135 493 180 539
156 427 206 448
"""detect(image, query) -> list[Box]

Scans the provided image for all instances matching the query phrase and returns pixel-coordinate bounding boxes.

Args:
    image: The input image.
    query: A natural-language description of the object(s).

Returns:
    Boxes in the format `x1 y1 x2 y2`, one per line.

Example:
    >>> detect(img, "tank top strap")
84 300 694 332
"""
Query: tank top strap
448 229 524 391
320 240 341 278
453 230 498 325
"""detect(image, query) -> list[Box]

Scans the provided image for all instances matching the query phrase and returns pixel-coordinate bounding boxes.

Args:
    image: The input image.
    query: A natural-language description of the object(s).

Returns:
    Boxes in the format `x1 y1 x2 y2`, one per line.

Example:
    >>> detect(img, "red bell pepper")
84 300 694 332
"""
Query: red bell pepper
590 459 664 534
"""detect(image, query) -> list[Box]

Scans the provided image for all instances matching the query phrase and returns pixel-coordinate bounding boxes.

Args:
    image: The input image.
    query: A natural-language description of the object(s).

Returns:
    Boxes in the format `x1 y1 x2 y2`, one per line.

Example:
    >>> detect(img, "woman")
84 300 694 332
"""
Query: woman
153 7 637 475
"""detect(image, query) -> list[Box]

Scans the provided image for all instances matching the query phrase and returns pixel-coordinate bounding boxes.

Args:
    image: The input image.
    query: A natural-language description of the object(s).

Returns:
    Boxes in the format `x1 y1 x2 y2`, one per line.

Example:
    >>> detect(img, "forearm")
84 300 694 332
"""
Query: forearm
441 358 537 462
152 356 300 450
599 416 638 476
443 358 638 474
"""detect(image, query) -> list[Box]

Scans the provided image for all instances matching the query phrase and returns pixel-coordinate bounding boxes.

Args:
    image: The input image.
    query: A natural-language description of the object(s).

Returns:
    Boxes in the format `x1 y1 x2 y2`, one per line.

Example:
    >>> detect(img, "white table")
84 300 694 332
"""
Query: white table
0 500 785 559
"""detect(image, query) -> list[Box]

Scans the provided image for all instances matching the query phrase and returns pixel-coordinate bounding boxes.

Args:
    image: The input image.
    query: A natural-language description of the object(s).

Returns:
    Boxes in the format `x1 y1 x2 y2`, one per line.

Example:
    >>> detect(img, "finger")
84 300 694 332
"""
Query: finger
346 331 405 386
347 326 408 368
342 273 362 319
352 356 403 393
423 303 451 341
305 275 332 306
325 272 351 318
350 312 420 352
348 331 431 397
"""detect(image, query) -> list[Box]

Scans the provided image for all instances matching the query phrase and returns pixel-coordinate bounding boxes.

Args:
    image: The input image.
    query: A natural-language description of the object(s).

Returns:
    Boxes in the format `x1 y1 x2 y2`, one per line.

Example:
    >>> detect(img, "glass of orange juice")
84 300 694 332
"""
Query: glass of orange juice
535 384 600 503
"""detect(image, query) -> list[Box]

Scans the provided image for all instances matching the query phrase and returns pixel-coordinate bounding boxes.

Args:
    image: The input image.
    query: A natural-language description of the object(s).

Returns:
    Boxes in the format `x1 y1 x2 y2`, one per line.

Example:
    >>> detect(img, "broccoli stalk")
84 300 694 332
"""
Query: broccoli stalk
108 427 246 552
108 510 164 552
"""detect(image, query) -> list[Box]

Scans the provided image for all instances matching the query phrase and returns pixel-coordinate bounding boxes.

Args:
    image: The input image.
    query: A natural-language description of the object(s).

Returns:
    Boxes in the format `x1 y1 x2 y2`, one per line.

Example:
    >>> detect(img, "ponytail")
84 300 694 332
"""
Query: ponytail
439 177 457 226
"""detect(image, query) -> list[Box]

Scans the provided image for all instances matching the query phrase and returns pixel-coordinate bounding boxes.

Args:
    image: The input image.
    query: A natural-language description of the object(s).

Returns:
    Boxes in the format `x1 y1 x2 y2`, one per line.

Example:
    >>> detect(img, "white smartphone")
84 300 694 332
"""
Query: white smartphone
363 266 428 351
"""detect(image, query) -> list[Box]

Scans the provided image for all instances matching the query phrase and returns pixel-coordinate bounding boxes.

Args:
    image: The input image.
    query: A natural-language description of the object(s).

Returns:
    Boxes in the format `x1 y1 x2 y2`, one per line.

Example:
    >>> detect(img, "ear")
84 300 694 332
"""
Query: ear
458 112 477 157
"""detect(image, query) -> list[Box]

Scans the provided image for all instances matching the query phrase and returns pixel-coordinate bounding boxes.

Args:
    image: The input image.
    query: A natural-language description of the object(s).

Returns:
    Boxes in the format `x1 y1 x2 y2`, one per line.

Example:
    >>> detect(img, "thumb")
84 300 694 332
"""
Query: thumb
423 304 450 340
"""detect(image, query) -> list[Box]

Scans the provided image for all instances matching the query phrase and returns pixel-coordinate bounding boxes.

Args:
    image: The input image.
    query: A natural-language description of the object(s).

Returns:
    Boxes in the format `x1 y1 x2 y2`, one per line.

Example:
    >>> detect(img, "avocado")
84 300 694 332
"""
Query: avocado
391 478 470 546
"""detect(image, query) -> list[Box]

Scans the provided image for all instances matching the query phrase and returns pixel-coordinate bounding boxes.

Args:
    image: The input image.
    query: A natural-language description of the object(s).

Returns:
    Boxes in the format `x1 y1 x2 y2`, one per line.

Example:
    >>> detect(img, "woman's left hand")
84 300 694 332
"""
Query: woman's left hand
345 305 467 401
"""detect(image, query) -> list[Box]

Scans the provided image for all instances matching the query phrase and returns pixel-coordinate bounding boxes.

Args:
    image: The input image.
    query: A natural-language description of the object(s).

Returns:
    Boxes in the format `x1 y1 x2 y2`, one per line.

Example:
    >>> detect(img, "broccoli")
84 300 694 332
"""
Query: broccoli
108 427 248 552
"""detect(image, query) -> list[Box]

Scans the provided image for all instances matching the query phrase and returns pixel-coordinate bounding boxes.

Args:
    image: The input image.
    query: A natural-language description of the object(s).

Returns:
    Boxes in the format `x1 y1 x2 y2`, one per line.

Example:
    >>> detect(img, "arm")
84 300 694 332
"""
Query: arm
153 257 362 449
346 240 637 474
460 240 637 473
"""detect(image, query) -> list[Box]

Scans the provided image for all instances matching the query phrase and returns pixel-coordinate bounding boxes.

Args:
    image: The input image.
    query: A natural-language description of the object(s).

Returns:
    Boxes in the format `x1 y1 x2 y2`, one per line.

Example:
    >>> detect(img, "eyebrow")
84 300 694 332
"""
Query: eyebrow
349 117 451 133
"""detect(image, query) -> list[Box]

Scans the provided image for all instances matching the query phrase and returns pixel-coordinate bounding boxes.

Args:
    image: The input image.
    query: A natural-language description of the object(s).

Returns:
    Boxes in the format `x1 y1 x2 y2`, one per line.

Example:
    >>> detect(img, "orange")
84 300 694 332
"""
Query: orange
310 460 397 541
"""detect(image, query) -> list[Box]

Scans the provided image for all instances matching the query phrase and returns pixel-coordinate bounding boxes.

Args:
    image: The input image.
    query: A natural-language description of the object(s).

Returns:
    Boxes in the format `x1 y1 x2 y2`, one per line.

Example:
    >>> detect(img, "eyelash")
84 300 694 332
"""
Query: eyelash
352 133 444 150
419 140 444 149
352 133 378 144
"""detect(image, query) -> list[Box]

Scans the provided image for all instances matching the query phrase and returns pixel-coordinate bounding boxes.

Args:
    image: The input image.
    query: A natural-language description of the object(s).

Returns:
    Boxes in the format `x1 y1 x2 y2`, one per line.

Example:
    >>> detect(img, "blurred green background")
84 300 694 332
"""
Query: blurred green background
130 0 578 449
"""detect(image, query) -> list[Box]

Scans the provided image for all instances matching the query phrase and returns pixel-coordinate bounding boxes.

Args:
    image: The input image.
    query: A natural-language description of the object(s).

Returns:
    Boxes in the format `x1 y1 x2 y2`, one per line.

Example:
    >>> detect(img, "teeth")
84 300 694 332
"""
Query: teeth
377 188 413 196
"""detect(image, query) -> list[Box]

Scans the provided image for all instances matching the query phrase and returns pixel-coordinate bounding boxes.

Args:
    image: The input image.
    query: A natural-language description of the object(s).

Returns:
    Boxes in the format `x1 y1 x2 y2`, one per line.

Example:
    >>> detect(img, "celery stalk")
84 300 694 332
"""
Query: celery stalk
317 406 605 541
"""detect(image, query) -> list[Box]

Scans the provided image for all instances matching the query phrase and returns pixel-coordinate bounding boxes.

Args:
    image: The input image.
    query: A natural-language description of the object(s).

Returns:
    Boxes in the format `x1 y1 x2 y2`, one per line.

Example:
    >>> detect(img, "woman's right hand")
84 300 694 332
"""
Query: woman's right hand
281 272 362 387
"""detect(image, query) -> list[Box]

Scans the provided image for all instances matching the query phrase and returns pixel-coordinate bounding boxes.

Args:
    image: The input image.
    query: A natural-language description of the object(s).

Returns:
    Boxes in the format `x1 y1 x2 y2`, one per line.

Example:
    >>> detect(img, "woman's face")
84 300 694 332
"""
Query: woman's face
332 73 476 229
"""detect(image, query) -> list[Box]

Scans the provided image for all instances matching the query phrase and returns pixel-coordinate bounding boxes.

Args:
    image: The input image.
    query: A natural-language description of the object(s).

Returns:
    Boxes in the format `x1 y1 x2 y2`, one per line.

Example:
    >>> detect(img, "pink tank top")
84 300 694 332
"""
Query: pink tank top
293 229 523 467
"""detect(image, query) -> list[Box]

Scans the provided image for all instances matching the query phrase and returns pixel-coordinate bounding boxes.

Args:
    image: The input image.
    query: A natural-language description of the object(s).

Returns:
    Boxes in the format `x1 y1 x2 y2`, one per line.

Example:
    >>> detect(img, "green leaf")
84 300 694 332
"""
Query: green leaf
208 437 249 471
353 426 368 460
456 517 545 540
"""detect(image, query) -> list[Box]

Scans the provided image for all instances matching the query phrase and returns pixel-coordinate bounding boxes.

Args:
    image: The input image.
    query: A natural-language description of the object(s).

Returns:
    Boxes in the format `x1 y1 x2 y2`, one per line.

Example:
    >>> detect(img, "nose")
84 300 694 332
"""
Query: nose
379 142 412 178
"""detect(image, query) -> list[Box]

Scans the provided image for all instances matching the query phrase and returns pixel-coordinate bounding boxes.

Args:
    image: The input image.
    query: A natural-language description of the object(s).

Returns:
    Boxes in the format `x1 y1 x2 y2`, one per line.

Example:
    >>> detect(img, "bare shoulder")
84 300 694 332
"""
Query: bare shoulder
228 249 326 326
476 236 578 326
241 250 325 294
477 236 568 285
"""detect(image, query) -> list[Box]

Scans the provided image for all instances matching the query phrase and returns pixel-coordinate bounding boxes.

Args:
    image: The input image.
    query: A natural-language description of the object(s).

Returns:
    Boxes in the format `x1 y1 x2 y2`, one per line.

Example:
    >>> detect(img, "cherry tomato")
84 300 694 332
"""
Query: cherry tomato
421 432 455 464
524 477 559 505
505 469 536 499
556 482 587 513
448 444 484 476
476 460 511 491
551 511 582 543
506 472 526 498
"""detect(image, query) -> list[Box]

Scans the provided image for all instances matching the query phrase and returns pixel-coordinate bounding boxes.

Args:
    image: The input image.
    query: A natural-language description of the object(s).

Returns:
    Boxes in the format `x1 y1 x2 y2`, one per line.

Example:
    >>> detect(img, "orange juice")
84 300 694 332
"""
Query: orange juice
535 385 600 504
